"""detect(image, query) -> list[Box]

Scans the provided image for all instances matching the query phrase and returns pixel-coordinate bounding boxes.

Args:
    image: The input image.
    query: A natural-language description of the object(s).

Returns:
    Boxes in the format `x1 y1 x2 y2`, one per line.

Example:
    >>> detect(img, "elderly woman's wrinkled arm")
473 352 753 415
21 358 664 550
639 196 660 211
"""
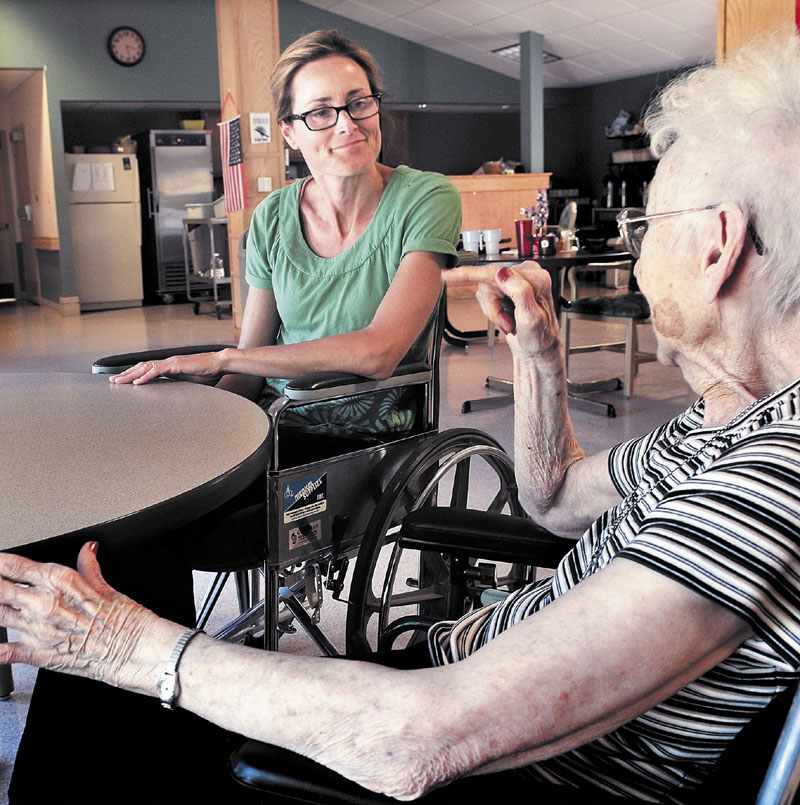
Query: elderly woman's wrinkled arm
0 545 751 801
473 264 621 537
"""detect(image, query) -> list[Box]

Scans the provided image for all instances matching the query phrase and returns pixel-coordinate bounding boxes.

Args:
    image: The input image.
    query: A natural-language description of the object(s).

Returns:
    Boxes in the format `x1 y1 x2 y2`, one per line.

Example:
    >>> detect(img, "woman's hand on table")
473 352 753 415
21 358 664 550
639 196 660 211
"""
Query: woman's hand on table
474 264 561 361
0 544 180 695
110 350 229 386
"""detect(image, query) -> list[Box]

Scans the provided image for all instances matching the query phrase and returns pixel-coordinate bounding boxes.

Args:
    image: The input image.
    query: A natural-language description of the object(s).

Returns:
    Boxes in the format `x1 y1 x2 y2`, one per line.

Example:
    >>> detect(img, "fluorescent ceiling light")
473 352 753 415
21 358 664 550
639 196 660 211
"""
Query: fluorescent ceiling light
492 44 561 64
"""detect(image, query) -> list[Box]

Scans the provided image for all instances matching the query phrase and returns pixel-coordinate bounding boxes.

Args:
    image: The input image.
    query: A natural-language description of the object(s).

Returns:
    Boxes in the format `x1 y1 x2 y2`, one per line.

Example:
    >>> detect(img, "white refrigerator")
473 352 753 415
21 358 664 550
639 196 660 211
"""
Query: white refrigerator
66 153 143 311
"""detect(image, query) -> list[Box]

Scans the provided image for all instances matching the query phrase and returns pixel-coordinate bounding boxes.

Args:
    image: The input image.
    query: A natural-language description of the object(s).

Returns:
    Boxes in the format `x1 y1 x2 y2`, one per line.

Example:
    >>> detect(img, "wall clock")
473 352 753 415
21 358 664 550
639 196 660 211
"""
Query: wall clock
107 26 146 67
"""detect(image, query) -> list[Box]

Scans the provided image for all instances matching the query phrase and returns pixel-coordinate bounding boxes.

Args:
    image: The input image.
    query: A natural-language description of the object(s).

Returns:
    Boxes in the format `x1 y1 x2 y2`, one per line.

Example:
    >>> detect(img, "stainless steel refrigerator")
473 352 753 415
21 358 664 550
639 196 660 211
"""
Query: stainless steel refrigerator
66 153 143 311
137 130 214 302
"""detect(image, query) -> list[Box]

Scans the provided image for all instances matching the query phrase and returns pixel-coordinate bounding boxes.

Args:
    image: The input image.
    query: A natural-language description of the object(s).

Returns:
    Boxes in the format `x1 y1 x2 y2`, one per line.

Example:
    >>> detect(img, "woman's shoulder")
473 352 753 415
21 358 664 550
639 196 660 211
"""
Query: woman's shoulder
388 164 456 191
384 166 460 211
248 181 303 243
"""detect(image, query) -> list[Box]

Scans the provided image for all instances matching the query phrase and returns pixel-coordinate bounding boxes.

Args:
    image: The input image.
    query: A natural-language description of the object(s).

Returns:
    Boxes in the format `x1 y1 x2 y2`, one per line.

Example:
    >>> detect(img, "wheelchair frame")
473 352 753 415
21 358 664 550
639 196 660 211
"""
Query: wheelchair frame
92 293 526 655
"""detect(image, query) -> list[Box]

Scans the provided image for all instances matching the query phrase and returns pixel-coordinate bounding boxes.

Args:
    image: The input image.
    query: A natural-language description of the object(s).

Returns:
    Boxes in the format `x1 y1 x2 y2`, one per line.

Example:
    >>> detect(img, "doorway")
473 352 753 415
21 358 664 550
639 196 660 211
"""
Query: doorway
0 68 44 304
0 129 17 300
8 126 40 301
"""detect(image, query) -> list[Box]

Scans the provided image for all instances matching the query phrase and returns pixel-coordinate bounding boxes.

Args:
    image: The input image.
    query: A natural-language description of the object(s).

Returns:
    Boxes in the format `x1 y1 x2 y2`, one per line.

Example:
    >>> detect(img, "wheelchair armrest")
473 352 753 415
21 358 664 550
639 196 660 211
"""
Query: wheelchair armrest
283 362 432 404
91 345 235 374
400 507 574 569
230 740 395 804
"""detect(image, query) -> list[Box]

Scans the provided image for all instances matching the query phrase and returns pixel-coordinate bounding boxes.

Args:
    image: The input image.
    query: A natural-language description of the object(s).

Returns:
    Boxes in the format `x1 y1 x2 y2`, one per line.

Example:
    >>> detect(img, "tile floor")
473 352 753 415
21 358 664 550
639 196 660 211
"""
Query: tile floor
0 290 694 802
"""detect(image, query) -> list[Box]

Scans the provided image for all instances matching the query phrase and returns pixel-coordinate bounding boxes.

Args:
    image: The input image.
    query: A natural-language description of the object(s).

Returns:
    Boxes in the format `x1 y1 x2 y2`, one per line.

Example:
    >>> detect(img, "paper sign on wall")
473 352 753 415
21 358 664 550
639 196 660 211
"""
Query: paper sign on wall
250 113 271 144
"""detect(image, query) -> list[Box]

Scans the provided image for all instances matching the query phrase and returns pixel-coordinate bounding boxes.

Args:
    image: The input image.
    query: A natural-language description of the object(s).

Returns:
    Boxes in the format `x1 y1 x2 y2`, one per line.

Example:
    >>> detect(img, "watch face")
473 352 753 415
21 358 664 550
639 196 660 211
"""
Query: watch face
108 27 145 66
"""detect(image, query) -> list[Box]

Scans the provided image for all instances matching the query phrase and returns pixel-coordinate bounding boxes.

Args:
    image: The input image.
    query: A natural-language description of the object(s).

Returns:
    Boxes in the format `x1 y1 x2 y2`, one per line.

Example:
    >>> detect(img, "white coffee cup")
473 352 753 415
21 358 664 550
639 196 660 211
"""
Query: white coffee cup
483 228 502 256
461 229 482 253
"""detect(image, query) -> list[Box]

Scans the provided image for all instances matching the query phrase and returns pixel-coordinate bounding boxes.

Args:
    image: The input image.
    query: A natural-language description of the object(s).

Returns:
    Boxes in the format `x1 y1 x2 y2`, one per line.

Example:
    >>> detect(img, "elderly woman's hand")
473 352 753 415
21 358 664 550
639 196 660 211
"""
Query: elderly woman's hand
110 350 229 386
475 264 561 362
0 544 181 695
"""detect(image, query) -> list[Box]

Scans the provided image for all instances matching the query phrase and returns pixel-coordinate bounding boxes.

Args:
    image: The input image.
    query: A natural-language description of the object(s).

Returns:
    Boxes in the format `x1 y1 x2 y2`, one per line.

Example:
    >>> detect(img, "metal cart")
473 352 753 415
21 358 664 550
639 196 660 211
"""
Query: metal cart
182 217 232 319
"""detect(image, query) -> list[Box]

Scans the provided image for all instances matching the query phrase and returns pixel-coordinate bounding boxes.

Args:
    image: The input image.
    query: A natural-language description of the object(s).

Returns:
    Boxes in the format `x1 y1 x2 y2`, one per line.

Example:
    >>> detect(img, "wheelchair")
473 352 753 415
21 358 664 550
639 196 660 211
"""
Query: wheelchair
91 292 527 655
229 507 800 805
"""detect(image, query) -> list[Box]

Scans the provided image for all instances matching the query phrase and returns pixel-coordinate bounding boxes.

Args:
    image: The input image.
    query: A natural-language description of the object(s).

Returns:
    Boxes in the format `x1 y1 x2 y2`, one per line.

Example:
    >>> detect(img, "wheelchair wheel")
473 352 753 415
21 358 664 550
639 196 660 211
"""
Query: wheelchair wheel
345 428 525 657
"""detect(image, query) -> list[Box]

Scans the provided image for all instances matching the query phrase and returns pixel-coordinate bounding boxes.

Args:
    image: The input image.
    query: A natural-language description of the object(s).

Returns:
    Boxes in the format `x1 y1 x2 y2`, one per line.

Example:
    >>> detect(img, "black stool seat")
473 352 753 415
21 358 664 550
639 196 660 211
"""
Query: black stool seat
566 292 650 319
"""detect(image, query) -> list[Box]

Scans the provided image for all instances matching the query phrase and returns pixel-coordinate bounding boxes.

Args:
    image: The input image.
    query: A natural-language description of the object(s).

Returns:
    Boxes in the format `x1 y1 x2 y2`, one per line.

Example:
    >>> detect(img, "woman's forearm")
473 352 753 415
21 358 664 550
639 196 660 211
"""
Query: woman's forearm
511 343 586 528
218 329 402 381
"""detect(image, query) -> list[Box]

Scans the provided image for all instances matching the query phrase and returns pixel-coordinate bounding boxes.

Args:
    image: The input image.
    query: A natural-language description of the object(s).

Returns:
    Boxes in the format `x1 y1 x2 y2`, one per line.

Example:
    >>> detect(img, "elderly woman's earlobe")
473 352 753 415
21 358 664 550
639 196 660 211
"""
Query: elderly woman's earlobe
700 204 749 303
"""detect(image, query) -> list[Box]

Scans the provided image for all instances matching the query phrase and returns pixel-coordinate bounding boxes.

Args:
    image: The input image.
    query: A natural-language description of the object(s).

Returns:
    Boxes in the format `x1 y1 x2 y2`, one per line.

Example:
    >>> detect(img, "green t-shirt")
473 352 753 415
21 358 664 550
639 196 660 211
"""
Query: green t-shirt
245 165 461 436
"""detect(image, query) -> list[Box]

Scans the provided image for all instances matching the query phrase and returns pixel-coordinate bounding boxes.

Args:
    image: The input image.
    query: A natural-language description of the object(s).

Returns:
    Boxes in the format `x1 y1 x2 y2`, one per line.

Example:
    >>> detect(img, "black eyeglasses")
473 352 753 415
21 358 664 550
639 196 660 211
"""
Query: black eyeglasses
284 93 382 131
616 205 767 259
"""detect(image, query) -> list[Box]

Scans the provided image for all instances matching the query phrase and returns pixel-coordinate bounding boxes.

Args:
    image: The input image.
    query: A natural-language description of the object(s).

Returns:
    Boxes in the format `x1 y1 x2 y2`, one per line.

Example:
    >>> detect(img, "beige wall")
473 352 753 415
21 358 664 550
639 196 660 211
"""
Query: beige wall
3 70 58 246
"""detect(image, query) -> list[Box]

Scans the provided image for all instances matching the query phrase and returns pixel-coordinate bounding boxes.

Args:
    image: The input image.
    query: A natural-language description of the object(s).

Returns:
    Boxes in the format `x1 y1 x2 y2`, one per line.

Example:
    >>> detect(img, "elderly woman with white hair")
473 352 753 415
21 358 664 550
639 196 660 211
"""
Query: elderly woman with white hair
3 30 800 805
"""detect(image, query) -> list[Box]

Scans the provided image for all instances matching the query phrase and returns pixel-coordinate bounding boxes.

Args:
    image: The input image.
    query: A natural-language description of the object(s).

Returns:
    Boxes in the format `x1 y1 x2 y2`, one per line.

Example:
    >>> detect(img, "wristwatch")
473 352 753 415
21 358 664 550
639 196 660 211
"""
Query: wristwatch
157 628 202 710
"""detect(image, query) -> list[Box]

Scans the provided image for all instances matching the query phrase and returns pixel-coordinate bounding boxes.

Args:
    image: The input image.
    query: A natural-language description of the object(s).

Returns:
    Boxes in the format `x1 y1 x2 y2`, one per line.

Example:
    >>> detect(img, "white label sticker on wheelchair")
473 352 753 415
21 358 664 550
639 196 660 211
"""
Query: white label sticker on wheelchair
283 473 327 523
288 519 322 550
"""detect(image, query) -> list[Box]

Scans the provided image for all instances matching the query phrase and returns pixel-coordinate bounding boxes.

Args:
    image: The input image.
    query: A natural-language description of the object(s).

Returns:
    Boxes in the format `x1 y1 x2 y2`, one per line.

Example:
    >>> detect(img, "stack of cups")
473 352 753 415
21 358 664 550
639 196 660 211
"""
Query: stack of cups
461 230 482 254
483 228 501 256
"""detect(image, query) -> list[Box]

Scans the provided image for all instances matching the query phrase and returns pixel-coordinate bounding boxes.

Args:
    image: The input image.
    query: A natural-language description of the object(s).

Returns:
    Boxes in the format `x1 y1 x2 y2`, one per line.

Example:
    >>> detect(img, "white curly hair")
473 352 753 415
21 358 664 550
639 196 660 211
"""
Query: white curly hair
644 28 800 318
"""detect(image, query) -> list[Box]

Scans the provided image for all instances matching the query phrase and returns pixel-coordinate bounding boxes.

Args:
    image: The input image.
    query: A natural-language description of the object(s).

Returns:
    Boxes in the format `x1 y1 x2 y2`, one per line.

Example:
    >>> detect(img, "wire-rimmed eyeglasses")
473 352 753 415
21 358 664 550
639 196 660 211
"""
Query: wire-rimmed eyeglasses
284 93 382 131
616 205 767 259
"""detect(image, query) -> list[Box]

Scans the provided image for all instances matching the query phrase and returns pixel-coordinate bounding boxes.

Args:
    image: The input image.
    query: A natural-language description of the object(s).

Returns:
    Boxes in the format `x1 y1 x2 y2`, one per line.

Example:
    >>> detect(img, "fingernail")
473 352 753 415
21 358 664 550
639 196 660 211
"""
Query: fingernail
497 267 511 282
89 542 98 554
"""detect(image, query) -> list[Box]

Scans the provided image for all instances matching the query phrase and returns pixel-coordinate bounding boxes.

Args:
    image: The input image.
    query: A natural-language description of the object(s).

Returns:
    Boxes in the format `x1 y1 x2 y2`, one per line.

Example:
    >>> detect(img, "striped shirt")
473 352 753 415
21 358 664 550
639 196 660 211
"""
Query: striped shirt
428 380 800 802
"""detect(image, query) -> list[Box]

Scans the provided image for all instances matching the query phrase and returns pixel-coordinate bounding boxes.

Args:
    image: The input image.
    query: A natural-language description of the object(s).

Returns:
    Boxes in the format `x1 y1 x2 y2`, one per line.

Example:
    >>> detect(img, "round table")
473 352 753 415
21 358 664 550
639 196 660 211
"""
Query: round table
0 372 270 554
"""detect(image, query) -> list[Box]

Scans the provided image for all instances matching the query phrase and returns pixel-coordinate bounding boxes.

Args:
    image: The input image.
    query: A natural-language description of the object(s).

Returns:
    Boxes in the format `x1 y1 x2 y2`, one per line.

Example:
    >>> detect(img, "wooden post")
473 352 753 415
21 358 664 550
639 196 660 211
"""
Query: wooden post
216 0 285 334
717 0 797 60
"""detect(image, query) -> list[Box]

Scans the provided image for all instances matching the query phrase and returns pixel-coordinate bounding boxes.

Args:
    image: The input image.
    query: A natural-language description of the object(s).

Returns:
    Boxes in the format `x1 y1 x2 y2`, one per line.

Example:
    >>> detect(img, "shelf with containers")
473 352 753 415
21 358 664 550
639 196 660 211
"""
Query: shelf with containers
182 217 232 319
599 132 657 212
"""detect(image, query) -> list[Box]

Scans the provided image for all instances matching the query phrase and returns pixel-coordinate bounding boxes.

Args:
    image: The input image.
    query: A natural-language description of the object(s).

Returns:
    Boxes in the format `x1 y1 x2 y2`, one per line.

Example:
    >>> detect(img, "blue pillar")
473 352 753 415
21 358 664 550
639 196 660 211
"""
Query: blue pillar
520 30 544 173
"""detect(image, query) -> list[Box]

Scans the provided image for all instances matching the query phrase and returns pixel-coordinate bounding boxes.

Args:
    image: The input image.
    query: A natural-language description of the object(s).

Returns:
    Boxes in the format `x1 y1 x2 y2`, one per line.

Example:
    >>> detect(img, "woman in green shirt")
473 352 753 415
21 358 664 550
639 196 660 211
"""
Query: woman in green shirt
112 30 460 438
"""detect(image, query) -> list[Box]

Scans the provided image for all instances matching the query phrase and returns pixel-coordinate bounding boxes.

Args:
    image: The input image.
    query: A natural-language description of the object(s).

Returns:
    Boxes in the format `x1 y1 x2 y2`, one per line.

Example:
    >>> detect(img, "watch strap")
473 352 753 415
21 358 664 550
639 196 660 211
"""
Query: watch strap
158 627 202 710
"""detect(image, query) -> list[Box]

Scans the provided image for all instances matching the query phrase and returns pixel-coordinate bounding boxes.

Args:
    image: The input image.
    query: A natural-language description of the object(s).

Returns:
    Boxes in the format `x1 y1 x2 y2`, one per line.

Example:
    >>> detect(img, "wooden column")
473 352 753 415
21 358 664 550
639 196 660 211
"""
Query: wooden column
717 0 798 59
216 0 285 334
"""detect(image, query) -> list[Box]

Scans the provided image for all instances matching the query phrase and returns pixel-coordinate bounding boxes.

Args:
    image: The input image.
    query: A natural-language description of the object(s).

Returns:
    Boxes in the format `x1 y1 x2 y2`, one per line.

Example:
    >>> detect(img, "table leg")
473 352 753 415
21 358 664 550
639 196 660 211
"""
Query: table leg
458 258 625 417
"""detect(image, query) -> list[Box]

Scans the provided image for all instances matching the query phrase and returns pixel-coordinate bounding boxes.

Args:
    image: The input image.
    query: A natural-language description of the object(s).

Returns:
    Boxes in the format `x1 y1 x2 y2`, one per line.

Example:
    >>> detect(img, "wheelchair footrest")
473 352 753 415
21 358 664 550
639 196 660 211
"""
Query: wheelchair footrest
400 508 574 569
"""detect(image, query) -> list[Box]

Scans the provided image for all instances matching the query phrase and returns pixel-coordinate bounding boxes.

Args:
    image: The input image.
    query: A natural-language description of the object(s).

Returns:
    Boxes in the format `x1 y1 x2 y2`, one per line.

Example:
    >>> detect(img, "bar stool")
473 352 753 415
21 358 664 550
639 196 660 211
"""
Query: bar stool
560 261 656 398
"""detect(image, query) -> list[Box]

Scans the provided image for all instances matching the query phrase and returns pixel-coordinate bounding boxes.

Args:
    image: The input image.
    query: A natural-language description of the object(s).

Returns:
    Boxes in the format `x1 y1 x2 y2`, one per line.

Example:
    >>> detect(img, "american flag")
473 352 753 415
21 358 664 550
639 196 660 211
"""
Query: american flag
218 116 246 212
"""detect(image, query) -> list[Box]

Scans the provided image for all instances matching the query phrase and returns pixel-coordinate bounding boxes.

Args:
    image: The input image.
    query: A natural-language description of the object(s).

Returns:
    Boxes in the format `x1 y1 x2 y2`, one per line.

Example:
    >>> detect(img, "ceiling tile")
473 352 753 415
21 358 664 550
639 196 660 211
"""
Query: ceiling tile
400 5 469 36
429 0 500 25
379 16 437 42
294 0 718 88
330 0 393 27
549 0 638 22
507 3 593 35
648 29 715 61
331 0 422 13
571 50 638 72
607 8 685 38
562 21 639 50
646 0 716 29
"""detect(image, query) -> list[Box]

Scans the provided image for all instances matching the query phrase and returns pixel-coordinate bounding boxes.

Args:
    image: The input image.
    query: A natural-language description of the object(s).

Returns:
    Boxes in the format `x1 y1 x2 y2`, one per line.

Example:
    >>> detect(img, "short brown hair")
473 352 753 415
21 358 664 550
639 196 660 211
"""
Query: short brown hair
270 30 384 122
